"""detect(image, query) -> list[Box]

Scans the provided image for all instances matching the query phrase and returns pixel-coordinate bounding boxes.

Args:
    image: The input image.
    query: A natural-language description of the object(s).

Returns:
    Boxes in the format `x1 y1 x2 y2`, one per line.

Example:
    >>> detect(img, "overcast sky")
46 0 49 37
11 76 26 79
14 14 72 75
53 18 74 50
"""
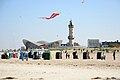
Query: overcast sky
0 0 120 49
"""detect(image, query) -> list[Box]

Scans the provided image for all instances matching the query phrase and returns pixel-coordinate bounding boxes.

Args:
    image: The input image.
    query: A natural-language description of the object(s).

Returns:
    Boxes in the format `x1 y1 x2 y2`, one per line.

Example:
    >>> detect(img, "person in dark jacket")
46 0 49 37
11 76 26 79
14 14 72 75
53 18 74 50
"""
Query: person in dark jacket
113 50 116 60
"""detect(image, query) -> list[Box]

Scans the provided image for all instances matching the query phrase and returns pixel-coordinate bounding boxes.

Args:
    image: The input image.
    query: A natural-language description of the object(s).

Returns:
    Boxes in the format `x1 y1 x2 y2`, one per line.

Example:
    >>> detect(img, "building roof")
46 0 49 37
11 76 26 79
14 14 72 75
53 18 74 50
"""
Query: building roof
23 39 63 49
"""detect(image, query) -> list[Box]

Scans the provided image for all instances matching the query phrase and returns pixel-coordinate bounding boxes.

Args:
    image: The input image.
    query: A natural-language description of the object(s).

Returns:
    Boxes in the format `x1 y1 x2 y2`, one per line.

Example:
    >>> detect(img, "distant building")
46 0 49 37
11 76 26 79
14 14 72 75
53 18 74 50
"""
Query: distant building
21 46 26 51
22 20 80 49
66 42 80 46
102 40 120 48
23 39 62 50
88 39 100 48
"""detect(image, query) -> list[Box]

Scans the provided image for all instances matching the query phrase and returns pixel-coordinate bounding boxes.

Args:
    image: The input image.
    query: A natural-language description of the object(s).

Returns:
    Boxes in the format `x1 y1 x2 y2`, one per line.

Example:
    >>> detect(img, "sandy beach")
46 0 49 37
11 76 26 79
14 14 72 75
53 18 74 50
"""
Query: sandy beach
0 56 120 80
1 0 120 80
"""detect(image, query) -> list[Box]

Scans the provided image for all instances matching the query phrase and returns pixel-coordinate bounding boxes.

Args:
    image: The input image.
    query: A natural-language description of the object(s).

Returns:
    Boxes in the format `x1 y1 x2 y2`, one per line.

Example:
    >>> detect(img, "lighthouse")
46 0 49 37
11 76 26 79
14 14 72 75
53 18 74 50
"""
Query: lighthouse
68 20 74 46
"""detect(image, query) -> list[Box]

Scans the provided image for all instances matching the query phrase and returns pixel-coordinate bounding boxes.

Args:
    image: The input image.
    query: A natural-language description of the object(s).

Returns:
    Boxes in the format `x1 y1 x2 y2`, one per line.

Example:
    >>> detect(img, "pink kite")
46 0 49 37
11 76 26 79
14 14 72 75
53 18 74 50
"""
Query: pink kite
40 12 60 20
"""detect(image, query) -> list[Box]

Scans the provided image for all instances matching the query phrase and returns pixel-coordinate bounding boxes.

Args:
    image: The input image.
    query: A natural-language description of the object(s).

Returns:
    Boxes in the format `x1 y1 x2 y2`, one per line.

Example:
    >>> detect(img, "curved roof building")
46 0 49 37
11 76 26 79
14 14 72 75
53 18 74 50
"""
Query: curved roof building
23 39 62 50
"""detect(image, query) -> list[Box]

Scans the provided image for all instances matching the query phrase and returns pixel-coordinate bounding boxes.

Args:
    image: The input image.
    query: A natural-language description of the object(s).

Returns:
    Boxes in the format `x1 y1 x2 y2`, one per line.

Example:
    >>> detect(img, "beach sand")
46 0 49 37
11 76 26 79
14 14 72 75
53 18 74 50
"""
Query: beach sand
0 59 120 80
0 51 120 80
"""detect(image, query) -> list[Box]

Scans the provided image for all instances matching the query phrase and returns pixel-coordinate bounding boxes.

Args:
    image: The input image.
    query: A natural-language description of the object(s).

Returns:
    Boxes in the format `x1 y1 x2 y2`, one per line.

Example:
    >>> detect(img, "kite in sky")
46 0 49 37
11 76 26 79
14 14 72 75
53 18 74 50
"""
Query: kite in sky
40 12 60 20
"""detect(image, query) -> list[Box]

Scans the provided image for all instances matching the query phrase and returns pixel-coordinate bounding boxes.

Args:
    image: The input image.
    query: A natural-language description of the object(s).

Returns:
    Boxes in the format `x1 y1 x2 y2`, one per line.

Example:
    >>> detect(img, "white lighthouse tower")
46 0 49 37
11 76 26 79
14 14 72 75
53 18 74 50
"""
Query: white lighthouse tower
68 20 74 46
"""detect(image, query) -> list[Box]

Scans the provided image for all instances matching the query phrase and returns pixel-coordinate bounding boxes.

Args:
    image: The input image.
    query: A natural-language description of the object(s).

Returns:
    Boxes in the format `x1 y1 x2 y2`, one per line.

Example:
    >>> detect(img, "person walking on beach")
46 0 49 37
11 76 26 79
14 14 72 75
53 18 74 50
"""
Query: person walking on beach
113 50 116 60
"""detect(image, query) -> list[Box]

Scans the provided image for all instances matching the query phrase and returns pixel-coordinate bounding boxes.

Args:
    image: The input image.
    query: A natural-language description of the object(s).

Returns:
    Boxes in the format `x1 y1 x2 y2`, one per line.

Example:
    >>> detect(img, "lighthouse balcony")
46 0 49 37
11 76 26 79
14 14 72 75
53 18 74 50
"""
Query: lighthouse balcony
68 36 74 40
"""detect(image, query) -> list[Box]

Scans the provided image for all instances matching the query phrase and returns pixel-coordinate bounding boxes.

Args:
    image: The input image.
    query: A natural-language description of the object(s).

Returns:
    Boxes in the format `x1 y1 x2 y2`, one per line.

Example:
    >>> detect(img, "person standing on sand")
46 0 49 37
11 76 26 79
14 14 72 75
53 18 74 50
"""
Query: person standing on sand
25 52 28 61
65 50 68 59
66 53 67 59
101 52 106 60
86 50 90 59
22 52 25 61
68 53 70 59
65 52 70 59
113 50 116 60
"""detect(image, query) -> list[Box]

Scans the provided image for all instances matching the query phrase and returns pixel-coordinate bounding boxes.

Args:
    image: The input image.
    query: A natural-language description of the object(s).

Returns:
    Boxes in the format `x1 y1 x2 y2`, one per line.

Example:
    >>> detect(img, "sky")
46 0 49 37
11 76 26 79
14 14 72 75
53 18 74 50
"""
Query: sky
0 0 120 50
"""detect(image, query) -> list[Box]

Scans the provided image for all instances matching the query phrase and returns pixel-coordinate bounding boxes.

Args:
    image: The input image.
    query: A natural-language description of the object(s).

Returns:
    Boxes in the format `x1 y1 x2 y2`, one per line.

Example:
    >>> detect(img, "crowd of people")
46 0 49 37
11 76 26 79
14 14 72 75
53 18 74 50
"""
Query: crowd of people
64 49 118 60
0 49 119 61
0 49 45 61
